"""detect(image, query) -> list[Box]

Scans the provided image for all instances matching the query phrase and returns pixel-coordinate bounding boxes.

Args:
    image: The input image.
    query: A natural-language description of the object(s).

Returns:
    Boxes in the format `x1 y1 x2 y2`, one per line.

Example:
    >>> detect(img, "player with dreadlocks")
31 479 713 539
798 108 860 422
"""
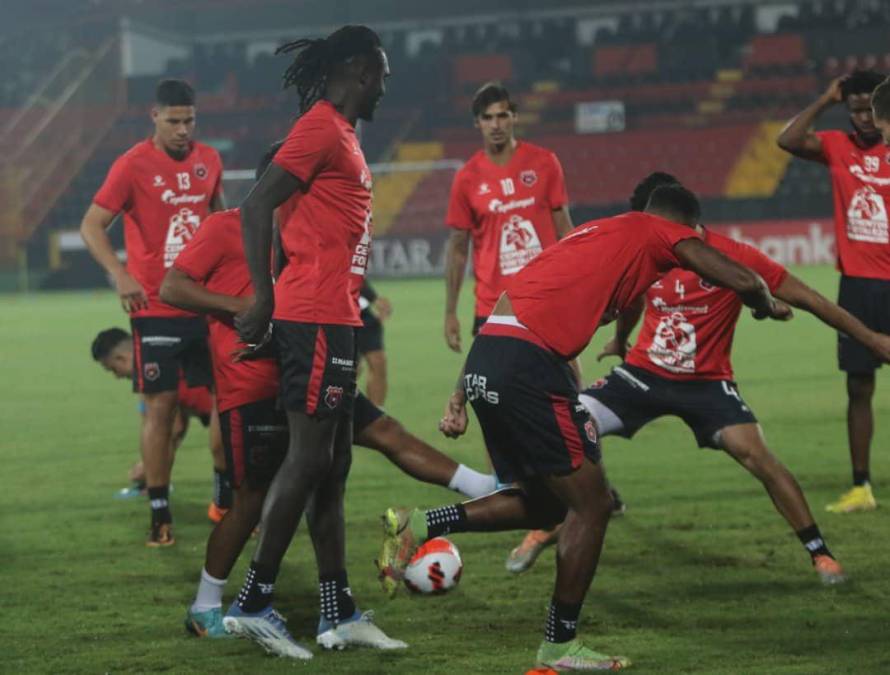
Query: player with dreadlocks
778 70 890 514
224 26 400 658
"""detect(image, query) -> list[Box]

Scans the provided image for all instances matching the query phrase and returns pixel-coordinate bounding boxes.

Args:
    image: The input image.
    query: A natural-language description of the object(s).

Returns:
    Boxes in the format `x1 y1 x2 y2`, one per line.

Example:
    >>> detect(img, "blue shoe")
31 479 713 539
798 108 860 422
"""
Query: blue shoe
114 482 145 500
222 603 313 659
317 609 407 650
185 606 230 638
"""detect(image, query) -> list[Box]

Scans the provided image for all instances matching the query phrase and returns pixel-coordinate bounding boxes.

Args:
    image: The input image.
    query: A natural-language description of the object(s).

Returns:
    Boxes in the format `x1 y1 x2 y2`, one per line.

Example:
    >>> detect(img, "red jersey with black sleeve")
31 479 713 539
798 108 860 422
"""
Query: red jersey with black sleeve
816 130 890 280
93 139 224 318
626 229 788 381
172 208 279 414
446 141 569 317
507 212 699 360
272 100 373 326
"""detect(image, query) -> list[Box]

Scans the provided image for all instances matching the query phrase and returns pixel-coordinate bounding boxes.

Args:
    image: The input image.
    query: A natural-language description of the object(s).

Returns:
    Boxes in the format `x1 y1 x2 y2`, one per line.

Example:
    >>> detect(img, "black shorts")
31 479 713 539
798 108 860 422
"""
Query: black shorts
353 391 384 437
837 275 890 373
472 315 488 336
219 398 288 489
357 309 384 355
581 364 757 449
273 320 357 419
130 316 212 394
464 334 600 483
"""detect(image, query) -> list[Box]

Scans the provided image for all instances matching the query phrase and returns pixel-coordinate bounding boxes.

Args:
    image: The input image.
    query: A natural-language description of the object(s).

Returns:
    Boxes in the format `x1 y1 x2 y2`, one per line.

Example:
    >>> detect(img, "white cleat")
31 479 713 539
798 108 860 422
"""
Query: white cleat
223 606 313 660
316 610 408 651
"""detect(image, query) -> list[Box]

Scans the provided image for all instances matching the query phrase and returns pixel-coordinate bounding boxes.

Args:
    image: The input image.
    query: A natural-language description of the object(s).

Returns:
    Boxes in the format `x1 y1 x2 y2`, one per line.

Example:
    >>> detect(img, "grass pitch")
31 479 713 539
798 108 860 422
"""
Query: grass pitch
3 267 890 674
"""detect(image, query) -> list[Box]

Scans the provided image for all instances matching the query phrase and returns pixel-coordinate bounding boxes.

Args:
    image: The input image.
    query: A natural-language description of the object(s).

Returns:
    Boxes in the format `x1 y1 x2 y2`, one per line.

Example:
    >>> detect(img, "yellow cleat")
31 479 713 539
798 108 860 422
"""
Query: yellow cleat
825 484 877 514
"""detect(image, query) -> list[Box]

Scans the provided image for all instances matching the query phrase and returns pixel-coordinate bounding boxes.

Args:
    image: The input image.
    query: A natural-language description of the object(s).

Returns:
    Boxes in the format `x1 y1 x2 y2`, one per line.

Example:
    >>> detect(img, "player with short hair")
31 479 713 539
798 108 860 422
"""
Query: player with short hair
80 79 225 545
357 280 392 406
90 327 231 517
778 69 889 513
444 81 574 352
508 173 890 583
228 26 404 656
379 185 792 671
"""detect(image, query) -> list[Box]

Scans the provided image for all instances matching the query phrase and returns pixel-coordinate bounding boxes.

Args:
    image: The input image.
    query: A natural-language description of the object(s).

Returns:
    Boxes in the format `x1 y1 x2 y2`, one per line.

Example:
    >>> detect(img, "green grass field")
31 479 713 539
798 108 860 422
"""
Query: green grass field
3 268 890 674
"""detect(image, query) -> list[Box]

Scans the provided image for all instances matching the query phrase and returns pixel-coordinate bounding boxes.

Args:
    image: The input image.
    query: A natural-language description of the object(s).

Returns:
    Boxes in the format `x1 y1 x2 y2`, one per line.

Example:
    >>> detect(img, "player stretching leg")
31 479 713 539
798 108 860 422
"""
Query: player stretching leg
229 27 404 656
357 281 391 406
778 70 889 513
80 80 225 545
90 328 231 517
379 186 791 670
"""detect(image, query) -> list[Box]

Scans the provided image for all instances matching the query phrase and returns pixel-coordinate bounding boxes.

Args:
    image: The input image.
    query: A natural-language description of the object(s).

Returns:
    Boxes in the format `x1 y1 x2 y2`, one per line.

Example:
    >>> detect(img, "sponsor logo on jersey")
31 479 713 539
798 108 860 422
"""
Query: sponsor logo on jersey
498 215 544 275
478 182 491 195
350 210 372 275
163 208 201 267
193 163 208 180
520 169 537 187
144 362 160 381
153 175 165 187
648 311 697 373
488 196 536 214
161 189 207 206
324 385 344 409
846 185 889 243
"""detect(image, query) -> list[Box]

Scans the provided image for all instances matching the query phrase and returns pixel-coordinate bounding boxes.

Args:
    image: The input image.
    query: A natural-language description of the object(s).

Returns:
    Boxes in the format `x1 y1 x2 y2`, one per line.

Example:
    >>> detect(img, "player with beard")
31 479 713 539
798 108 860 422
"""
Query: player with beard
227 26 404 657
80 80 224 546
379 185 792 671
778 70 890 513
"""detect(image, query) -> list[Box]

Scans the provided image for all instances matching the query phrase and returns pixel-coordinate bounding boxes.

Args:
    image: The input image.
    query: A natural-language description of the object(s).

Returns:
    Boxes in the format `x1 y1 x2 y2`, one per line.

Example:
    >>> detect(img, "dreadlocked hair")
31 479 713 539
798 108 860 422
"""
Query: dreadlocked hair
276 25 382 113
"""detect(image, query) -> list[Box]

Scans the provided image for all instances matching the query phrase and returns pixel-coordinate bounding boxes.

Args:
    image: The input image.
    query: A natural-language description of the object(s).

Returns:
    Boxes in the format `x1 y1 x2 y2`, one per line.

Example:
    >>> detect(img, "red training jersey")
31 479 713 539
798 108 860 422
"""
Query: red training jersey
93 139 224 318
173 208 279 414
507 212 698 360
272 100 372 326
177 380 213 417
446 141 569 317
816 130 890 280
626 229 788 381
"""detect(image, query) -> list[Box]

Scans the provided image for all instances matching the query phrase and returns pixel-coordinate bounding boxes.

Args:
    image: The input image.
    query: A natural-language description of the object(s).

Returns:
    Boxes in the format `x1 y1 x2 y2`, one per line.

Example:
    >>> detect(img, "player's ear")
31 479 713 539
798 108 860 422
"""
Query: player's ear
150 106 160 123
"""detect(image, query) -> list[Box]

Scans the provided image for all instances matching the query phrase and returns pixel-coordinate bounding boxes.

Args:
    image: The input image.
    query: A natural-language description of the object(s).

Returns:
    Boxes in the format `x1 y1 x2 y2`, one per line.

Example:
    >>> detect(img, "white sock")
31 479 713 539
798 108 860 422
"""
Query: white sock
448 464 498 498
192 568 227 612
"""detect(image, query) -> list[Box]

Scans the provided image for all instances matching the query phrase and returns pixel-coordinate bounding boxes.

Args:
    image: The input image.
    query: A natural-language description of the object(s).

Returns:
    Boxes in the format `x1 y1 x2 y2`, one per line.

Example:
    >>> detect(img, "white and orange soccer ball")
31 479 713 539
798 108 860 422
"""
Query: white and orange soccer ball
403 537 463 594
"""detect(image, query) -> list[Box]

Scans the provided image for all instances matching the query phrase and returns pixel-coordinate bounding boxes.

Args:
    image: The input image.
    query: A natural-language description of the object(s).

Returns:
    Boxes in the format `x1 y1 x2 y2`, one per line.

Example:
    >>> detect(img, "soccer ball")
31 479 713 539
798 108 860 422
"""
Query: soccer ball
403 537 463 594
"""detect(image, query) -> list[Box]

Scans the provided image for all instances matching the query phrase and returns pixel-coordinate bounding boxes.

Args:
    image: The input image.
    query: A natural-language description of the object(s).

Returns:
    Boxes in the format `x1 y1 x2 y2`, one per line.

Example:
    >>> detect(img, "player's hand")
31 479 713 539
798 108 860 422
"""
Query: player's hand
114 270 148 313
226 295 254 317
597 337 628 362
752 298 793 321
235 296 273 345
445 313 462 352
374 296 393 320
869 332 890 363
821 75 847 105
439 391 468 438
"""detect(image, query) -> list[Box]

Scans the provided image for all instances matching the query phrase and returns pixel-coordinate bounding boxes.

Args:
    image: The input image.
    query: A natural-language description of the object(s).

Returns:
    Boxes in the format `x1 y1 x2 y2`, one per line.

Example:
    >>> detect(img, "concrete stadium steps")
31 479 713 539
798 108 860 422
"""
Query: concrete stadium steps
724 121 793 198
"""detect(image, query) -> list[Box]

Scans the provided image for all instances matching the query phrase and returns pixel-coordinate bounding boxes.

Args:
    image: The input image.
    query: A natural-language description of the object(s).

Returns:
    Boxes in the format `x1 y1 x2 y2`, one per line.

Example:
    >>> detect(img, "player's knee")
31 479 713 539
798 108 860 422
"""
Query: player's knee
358 415 403 454
847 373 875 402
144 390 178 416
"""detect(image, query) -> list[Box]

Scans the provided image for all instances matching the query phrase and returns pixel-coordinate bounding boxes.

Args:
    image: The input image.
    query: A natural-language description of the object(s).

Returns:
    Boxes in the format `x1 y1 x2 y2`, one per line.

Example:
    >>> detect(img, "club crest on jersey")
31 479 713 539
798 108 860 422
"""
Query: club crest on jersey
153 175 165 187
699 279 715 291
520 170 537 187
144 362 160 382
324 385 344 409
193 163 207 180
478 182 491 195
584 419 598 444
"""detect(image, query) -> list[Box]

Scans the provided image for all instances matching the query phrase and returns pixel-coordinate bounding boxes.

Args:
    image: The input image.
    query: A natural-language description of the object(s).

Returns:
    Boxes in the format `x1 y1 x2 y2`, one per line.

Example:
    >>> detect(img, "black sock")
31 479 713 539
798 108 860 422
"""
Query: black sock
853 470 870 487
544 598 582 644
147 486 171 526
796 524 832 560
319 570 357 626
214 468 233 509
425 504 468 539
236 561 278 612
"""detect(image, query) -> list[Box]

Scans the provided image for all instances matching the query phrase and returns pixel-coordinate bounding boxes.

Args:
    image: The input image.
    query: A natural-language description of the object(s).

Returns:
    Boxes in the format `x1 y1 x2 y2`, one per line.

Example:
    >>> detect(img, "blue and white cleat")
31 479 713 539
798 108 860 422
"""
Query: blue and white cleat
223 603 313 659
316 609 408 651
185 606 230 638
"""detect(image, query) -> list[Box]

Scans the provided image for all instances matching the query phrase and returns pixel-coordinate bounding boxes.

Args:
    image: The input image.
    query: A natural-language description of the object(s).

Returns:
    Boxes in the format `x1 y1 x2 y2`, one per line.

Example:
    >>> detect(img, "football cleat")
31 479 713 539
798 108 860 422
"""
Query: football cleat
813 555 847 585
207 502 228 524
146 522 175 547
376 507 423 597
316 609 408 650
185 606 230 638
825 484 877 514
536 639 631 671
609 488 627 516
223 603 313 659
506 529 559 574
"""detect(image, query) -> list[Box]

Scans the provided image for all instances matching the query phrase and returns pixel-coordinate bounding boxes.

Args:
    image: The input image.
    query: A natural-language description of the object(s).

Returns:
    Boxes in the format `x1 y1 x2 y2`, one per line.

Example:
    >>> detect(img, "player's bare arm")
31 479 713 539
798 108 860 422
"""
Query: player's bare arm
774 274 890 362
551 205 574 240
79 203 148 312
776 76 845 161
236 162 305 344
598 296 645 362
674 238 792 321
444 229 471 352
160 267 251 317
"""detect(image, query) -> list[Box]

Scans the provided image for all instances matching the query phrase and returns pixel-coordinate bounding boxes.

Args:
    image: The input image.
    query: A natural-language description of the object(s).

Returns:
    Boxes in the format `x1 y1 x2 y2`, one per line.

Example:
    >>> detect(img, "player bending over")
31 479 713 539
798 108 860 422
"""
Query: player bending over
90 327 231 519
507 173 890 584
378 185 791 671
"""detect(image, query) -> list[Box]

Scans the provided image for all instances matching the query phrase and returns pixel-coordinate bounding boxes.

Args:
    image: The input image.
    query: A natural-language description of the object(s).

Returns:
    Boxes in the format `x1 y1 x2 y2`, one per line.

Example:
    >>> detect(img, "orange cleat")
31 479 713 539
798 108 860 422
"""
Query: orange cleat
814 554 847 585
208 502 229 524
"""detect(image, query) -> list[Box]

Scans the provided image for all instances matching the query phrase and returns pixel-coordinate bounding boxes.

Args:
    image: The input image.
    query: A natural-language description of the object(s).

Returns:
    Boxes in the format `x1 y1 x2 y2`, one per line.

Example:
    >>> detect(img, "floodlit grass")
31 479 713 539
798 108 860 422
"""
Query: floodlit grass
3 268 889 673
